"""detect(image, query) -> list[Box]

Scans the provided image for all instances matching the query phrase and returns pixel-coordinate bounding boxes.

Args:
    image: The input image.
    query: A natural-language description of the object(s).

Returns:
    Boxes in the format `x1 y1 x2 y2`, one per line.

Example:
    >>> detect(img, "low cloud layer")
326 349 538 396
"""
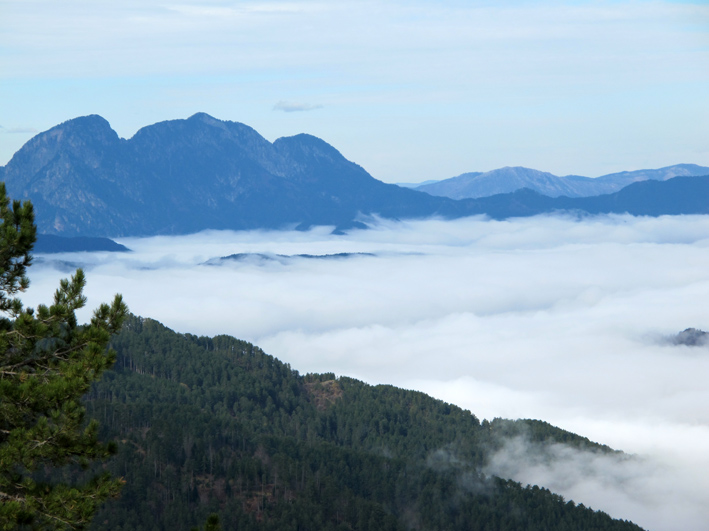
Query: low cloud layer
25 214 709 530
483 435 708 531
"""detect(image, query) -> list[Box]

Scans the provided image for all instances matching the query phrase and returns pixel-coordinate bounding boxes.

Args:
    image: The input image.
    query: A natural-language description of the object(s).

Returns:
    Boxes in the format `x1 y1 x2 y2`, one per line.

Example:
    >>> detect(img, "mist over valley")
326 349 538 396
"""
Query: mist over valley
25 214 709 530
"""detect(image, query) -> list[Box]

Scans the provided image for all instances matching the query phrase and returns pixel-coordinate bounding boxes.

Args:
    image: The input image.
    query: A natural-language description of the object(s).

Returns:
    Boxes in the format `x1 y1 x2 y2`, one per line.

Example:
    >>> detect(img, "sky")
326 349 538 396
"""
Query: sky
25 214 709 531
1 0 708 183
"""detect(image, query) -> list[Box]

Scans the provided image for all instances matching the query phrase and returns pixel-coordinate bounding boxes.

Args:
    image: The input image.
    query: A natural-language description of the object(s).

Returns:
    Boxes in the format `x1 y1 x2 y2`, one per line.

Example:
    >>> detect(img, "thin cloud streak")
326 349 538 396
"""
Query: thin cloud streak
7 128 37 134
273 100 323 112
22 214 709 530
0 126 38 134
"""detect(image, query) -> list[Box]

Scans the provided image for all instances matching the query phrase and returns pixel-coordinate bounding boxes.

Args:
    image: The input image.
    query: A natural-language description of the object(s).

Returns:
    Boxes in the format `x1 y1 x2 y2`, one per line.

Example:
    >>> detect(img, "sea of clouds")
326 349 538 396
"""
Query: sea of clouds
25 213 709 530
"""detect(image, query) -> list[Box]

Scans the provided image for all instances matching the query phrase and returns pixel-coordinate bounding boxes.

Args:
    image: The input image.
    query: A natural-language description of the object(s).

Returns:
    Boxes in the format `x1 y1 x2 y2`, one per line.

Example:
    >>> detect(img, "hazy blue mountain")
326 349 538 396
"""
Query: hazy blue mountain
34 234 130 253
570 176 709 216
2 114 708 238
416 167 579 198
417 164 709 199
591 164 709 187
0 114 474 237
466 176 709 219
204 252 376 266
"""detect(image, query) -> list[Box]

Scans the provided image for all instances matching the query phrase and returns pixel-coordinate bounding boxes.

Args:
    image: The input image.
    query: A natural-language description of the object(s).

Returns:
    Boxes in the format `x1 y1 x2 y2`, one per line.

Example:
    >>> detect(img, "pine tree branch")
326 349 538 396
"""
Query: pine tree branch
0 490 26 503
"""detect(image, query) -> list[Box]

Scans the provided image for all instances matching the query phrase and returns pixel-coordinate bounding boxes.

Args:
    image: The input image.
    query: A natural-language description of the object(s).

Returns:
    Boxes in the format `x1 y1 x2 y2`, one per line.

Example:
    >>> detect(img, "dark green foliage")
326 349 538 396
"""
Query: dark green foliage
190 513 221 531
0 183 128 529
82 316 644 531
484 418 619 455
0 182 35 316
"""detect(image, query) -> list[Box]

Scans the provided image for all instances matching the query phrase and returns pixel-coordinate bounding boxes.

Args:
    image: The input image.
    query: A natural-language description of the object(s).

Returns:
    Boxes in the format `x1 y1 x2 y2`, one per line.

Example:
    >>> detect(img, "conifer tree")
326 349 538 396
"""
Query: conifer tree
0 183 128 529
190 513 222 531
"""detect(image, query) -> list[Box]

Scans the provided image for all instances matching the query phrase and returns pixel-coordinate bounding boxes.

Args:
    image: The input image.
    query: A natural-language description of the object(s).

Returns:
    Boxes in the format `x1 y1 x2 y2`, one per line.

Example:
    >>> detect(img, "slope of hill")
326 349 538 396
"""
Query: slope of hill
396 179 441 189
591 164 709 190
75 315 645 530
568 176 709 216
452 175 709 220
34 234 130 253
416 164 709 199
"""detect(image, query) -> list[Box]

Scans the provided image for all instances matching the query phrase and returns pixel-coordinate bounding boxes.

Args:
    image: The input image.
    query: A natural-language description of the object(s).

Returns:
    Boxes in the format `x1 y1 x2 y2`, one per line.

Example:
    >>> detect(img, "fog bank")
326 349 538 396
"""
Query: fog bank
25 214 709 530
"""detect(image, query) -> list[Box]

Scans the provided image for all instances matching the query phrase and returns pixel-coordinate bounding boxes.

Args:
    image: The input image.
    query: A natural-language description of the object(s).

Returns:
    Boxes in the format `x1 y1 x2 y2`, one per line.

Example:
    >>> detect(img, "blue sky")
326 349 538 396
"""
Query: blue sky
1 0 707 182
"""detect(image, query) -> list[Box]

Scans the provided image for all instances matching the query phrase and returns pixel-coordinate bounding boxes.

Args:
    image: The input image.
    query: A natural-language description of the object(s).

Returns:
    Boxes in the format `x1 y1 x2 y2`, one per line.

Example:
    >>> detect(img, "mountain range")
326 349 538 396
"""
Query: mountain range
0 114 474 237
1 114 707 238
413 164 709 199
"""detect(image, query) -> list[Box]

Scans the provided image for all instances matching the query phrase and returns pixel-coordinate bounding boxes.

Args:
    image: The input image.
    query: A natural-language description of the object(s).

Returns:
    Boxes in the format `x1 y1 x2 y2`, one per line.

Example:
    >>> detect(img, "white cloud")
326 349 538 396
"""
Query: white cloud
2 126 38 134
273 100 323 112
483 433 709 530
23 213 709 530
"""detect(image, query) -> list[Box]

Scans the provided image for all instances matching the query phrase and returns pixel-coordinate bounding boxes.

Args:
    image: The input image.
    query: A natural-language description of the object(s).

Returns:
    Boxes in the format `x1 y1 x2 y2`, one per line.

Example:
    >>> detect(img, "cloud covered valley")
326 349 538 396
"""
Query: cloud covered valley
26 214 709 531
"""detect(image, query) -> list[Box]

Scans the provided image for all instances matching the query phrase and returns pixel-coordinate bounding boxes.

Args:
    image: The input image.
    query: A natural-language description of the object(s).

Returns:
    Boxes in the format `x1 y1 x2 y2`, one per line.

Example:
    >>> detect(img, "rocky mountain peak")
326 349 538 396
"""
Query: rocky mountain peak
3 115 120 185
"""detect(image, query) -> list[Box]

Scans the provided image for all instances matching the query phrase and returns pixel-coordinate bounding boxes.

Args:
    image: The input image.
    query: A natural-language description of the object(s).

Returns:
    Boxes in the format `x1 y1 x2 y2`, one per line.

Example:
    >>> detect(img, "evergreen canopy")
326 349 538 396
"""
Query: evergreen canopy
0 183 127 529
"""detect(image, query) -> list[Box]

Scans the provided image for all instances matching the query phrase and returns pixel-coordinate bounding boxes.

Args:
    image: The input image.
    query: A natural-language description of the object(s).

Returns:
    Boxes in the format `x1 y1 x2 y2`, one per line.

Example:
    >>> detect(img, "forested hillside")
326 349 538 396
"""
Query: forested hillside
78 316 643 530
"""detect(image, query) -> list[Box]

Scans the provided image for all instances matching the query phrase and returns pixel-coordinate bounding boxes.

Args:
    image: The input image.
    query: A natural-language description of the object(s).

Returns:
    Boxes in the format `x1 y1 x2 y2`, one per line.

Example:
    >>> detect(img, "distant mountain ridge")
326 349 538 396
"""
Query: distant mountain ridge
476 176 709 219
34 234 129 253
1 113 476 237
2 114 708 238
414 164 709 199
205 252 376 266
